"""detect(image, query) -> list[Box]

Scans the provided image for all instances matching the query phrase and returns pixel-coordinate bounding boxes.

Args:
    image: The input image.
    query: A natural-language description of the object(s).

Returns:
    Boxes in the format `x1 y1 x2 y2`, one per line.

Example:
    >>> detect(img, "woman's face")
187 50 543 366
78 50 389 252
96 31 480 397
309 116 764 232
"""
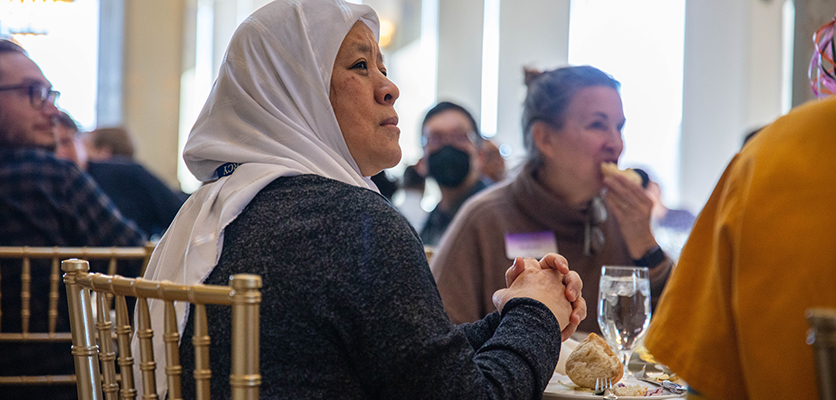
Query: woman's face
539 86 625 201
330 21 401 177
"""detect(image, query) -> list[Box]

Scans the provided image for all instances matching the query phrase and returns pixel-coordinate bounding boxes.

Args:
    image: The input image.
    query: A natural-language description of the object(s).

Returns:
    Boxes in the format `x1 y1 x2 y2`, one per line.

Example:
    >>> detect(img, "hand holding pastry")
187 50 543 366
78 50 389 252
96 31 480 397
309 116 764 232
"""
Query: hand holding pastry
601 163 657 260
600 162 642 186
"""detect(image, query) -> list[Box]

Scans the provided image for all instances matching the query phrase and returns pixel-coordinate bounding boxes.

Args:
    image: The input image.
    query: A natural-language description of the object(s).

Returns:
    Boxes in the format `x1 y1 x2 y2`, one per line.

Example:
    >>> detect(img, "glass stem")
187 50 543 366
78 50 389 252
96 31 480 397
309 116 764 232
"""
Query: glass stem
620 349 632 375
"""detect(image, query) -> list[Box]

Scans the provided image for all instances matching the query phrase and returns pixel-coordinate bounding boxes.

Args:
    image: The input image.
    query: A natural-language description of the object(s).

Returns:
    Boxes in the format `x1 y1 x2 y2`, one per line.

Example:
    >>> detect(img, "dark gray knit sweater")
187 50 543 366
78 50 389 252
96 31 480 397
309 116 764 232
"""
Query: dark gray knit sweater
178 175 562 399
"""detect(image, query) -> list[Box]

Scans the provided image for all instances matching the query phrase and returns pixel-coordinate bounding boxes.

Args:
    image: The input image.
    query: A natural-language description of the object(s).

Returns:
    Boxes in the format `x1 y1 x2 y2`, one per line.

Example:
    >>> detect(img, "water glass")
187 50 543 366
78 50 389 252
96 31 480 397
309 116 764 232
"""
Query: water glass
597 265 651 372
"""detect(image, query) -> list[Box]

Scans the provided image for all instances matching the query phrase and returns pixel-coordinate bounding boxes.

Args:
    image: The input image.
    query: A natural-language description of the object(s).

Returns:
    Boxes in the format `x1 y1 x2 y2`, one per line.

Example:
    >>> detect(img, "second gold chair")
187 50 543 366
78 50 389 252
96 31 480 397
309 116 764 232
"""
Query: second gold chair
0 244 154 390
62 258 262 400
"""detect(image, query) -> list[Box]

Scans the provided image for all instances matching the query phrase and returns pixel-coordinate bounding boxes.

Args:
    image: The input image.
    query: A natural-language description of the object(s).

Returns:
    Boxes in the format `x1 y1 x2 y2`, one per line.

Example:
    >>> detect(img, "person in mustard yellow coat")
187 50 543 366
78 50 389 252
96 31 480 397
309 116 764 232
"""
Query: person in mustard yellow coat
645 94 836 400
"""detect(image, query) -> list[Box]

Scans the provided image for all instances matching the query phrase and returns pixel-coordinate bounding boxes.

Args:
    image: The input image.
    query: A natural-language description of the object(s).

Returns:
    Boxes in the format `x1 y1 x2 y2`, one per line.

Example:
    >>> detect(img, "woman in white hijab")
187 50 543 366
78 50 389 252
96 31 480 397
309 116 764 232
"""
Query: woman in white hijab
137 0 586 398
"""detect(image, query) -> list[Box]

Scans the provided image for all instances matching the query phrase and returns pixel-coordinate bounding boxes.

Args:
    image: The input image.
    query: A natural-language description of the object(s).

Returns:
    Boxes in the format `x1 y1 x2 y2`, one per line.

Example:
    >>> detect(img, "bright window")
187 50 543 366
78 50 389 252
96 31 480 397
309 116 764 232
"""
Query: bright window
1 0 100 130
568 0 686 206
480 0 500 138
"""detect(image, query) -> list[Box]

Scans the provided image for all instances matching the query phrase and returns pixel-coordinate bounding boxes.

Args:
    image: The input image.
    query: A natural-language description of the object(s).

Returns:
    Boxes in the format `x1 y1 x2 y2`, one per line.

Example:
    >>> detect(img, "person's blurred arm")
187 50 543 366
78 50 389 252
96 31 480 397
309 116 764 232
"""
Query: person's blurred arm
643 153 748 399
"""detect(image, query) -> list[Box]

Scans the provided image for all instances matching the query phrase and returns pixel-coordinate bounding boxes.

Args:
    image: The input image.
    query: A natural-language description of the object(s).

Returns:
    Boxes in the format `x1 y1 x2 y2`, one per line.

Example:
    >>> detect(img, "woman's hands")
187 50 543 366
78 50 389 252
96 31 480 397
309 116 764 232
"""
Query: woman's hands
603 173 659 260
492 254 587 341
542 254 587 339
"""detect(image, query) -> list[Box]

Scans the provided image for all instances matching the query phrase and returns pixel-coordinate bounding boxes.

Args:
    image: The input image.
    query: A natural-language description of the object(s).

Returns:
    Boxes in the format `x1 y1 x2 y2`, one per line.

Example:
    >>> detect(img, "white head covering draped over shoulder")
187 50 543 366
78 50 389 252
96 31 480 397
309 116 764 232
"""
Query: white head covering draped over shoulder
133 0 379 396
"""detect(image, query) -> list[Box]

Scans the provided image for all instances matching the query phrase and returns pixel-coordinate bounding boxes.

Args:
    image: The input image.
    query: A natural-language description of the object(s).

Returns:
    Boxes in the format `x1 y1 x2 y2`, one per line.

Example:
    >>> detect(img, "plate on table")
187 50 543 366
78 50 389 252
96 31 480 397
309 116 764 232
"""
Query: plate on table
543 373 685 399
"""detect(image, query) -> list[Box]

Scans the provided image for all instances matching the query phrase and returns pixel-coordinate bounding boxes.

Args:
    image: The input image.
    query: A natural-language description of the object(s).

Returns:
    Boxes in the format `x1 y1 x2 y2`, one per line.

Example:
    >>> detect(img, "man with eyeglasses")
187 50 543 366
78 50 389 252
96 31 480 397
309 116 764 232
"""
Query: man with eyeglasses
0 39 145 399
418 101 492 247
0 39 144 246
0 74 59 150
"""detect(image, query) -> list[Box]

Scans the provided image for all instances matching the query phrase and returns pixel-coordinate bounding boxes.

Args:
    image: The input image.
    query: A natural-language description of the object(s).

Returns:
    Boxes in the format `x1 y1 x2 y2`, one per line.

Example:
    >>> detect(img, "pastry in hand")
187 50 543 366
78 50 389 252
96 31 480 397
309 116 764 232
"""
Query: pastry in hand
565 332 624 389
600 162 642 186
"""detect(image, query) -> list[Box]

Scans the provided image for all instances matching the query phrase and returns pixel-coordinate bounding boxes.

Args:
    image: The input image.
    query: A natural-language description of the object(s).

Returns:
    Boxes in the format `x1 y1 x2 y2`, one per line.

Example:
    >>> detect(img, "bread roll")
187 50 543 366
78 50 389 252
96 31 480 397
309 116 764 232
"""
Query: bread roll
565 333 623 389
600 162 642 186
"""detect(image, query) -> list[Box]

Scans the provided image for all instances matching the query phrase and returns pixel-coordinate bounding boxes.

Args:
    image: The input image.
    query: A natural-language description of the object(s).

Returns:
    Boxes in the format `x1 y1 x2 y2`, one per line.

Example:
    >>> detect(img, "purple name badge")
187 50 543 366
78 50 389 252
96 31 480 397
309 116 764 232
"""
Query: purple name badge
504 231 558 260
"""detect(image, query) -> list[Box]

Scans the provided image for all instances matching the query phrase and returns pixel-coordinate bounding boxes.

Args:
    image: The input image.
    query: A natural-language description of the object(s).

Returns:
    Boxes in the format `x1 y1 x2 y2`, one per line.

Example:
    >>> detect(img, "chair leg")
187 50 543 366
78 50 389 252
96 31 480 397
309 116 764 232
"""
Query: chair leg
62 259 103 400
230 274 262 400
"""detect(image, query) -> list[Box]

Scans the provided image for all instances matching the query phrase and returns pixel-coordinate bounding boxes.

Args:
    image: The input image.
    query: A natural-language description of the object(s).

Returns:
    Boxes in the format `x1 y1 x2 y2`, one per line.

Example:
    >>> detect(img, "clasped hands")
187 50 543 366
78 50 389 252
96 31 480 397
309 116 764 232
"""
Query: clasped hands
492 254 587 341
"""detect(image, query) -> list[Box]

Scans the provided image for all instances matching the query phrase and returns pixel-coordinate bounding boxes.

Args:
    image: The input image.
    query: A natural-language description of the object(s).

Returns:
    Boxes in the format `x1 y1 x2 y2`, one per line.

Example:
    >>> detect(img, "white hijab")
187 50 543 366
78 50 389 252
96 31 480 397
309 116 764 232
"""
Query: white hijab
133 1 379 396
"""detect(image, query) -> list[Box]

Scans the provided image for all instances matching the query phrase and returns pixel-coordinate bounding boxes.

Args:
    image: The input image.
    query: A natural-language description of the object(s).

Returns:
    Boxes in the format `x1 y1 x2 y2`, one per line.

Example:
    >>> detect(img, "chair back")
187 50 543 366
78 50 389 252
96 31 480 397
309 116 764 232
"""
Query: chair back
807 308 836 400
62 258 262 400
0 244 154 387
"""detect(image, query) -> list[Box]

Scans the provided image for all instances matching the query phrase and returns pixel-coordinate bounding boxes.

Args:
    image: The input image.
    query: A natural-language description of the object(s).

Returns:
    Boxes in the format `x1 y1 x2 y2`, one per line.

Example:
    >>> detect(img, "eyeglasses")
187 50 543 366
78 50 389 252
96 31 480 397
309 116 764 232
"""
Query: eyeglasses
422 130 478 148
0 84 60 110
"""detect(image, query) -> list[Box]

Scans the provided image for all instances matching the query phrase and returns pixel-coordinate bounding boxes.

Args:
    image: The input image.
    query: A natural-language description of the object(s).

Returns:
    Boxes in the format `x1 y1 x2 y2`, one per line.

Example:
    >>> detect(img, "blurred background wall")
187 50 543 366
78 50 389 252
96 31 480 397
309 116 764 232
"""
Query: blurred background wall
2 0 832 214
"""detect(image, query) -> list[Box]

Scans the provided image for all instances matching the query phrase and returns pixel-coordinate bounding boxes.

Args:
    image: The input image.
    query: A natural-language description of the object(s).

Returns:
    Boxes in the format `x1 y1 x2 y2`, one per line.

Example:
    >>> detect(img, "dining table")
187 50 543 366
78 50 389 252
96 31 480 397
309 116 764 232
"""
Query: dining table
543 336 687 399
542 371 686 399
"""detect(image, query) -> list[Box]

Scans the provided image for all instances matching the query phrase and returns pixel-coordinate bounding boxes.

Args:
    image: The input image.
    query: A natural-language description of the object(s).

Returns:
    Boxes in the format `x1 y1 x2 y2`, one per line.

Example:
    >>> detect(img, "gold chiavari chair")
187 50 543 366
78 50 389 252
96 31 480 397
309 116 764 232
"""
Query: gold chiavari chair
807 308 836 400
62 258 262 400
0 244 155 389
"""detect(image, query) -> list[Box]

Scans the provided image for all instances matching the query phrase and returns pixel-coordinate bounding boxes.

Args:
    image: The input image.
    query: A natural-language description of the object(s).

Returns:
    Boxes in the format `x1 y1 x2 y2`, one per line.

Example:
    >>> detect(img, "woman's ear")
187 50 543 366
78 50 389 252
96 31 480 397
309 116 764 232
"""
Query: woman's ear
531 121 558 159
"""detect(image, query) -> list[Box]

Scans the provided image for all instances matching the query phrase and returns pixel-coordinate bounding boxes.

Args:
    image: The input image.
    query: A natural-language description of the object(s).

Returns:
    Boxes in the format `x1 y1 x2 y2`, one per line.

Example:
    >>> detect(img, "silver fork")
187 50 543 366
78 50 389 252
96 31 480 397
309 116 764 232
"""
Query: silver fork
638 365 686 395
595 377 618 400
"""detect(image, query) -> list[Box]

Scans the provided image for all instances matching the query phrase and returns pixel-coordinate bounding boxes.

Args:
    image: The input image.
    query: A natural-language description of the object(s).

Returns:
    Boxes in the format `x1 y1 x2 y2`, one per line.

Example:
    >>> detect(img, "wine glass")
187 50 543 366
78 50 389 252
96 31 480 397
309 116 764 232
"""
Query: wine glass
597 265 651 374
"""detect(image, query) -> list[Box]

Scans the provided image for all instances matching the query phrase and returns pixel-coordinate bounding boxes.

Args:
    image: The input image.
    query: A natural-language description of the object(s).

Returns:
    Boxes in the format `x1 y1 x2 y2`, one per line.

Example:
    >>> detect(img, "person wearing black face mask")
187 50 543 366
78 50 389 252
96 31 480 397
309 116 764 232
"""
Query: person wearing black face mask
427 145 470 187
418 102 491 246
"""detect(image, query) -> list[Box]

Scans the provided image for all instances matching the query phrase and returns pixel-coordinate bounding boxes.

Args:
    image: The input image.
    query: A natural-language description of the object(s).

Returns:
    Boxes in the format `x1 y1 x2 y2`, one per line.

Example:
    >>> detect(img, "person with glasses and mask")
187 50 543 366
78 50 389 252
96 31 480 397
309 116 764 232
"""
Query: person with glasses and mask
0 39 144 399
431 66 672 334
419 101 492 246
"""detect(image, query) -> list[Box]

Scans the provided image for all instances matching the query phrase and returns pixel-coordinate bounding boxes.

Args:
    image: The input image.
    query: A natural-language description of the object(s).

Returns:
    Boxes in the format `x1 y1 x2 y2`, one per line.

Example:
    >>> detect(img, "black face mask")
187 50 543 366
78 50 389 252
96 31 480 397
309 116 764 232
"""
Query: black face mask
428 145 470 187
